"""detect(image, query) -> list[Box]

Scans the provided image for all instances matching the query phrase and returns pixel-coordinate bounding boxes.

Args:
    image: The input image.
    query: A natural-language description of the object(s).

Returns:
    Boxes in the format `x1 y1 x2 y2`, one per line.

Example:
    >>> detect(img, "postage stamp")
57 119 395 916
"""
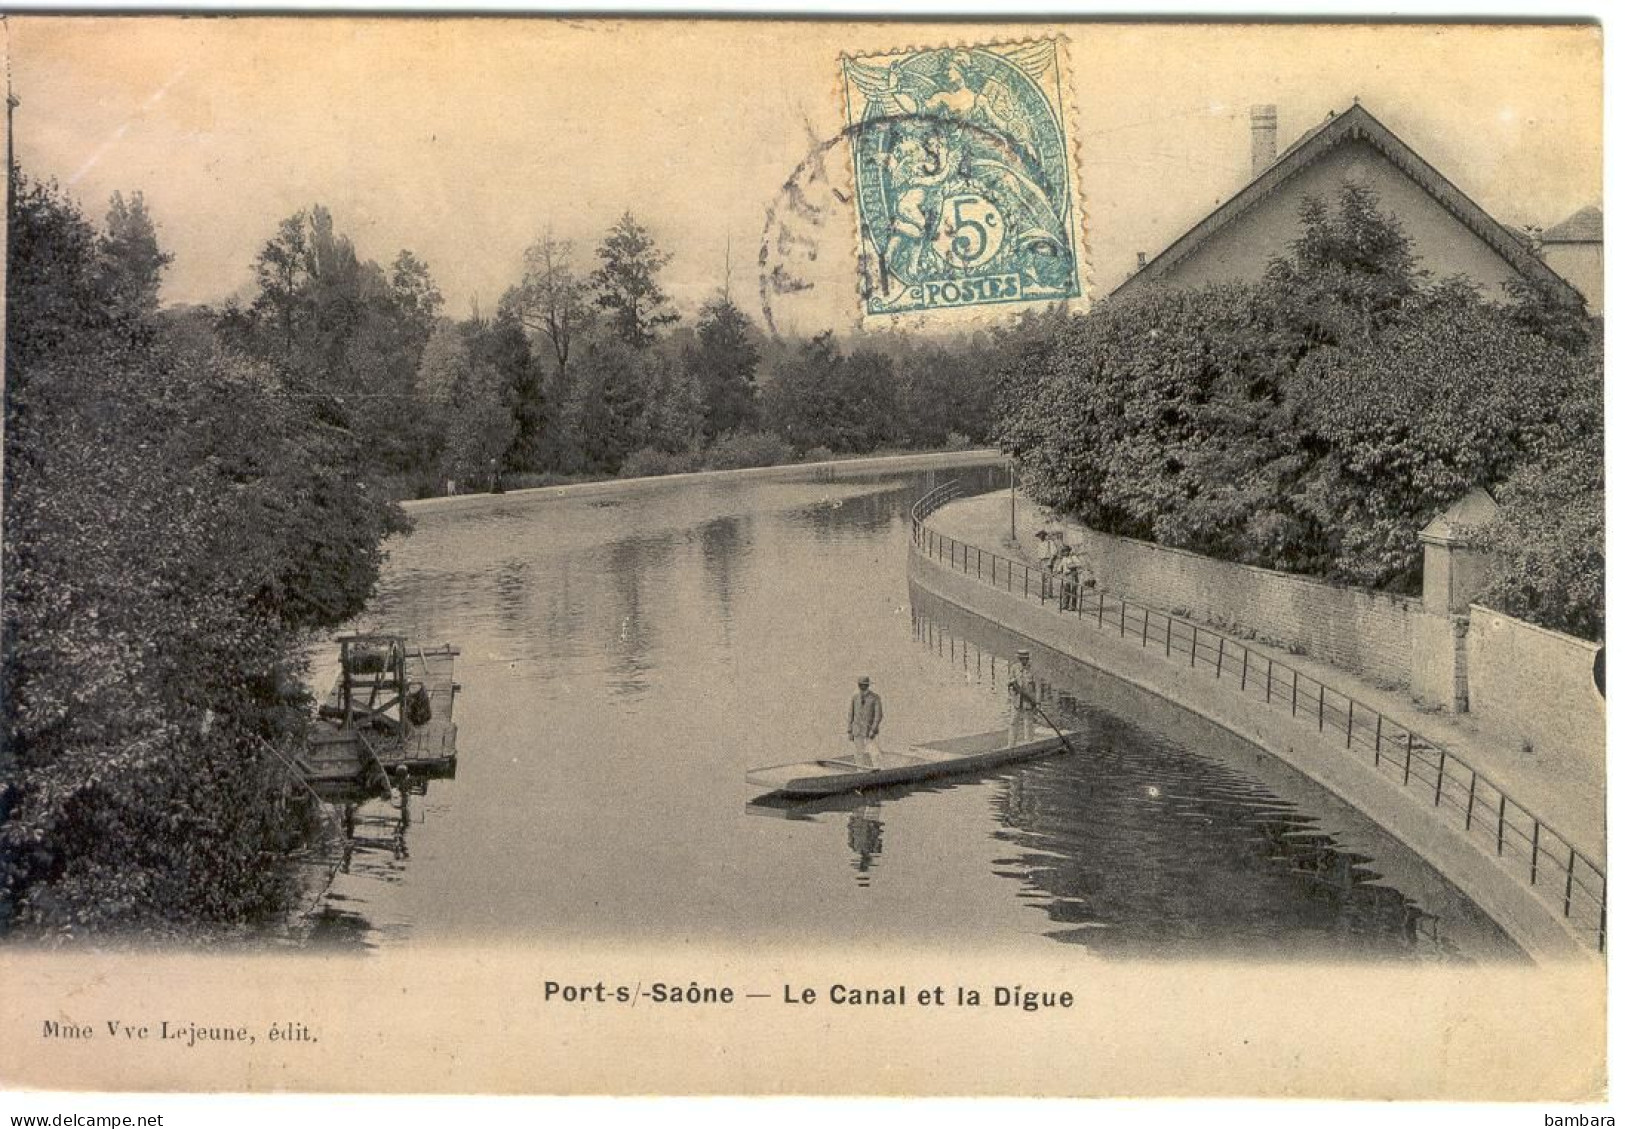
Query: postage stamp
840 40 1084 317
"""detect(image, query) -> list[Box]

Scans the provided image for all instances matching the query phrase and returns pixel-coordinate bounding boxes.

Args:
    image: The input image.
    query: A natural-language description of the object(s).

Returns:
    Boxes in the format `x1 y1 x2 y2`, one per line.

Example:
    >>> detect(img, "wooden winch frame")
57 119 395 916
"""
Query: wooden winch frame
336 633 412 736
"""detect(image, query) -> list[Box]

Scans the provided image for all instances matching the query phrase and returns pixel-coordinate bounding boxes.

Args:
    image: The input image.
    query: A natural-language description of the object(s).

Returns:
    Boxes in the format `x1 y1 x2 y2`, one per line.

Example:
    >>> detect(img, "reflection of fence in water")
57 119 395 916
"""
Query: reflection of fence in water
910 482 1605 954
911 603 1094 743
911 607 1026 696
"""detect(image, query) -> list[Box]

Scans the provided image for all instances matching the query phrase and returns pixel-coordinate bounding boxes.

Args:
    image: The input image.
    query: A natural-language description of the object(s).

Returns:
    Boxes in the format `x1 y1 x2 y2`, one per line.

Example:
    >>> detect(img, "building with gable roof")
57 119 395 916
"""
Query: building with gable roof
1536 205 1602 314
1112 102 1583 308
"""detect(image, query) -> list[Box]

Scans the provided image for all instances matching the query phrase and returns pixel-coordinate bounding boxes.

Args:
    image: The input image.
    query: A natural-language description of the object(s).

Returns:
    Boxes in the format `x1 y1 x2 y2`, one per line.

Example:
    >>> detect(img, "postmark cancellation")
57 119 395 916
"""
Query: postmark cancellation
840 39 1085 318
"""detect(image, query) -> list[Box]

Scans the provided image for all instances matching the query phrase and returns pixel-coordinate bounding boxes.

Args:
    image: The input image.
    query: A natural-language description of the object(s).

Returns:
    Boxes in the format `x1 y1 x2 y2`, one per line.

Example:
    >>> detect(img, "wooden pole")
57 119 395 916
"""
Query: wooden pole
1009 461 1017 543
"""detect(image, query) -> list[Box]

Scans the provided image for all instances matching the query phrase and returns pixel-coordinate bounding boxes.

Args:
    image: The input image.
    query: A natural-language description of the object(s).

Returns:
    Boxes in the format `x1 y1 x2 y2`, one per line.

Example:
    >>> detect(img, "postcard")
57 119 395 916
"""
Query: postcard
0 15 1606 1103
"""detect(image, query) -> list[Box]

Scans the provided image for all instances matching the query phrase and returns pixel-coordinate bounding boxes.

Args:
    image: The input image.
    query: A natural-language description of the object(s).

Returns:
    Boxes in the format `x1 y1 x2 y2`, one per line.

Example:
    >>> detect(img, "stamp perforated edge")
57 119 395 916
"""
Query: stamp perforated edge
834 31 1093 326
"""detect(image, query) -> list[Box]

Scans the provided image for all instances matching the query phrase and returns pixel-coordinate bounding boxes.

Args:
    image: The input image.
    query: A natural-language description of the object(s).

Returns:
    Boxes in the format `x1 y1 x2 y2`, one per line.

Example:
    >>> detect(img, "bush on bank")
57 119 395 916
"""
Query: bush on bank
2 173 405 939
997 185 1602 639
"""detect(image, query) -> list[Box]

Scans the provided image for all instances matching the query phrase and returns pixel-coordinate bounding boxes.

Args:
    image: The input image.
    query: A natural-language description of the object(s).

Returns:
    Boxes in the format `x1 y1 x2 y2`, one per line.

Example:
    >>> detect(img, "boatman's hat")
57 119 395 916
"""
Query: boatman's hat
1016 649 1031 660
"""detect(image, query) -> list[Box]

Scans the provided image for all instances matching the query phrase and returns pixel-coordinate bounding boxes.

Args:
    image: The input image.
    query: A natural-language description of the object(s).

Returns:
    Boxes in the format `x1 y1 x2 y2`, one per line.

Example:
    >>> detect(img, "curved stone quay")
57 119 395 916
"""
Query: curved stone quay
911 486 1605 962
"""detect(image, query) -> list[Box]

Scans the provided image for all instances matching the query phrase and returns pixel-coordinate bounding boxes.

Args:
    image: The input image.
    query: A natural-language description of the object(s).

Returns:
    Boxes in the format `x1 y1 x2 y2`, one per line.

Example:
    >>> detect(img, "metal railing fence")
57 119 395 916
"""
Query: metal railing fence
910 482 1605 953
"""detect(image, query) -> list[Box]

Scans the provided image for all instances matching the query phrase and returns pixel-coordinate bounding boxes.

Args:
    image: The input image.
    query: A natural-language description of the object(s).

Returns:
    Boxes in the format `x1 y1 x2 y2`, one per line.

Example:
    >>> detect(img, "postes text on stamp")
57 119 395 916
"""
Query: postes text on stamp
841 40 1082 317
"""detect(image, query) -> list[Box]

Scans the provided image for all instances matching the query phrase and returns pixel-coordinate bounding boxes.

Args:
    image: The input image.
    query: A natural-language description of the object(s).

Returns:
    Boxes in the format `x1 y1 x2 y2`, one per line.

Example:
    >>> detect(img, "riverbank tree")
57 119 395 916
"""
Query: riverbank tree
592 212 679 350
483 215 1008 485
2 172 406 938
998 184 1601 636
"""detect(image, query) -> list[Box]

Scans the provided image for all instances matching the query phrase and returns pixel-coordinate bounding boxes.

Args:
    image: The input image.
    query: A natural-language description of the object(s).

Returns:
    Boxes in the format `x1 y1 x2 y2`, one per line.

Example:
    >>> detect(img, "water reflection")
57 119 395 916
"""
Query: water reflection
697 514 751 635
536 563 576 663
990 744 1457 961
304 790 421 949
604 533 676 698
312 463 1518 962
909 588 1523 964
492 559 532 623
847 806 884 883
787 487 905 539
747 781 966 888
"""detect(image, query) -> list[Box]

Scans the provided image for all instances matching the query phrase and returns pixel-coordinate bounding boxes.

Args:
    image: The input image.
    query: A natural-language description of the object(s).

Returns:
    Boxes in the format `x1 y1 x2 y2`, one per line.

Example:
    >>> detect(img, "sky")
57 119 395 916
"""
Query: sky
7 17 1603 335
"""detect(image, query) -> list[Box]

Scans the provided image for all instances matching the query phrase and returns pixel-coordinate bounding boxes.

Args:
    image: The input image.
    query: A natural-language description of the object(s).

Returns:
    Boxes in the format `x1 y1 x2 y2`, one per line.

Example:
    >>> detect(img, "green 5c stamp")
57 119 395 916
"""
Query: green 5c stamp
841 41 1083 316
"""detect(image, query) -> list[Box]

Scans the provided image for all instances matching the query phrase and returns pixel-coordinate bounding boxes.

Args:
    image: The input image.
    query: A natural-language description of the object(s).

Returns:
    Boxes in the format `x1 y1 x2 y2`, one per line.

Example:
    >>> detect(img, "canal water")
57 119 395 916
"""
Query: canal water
310 462 1522 963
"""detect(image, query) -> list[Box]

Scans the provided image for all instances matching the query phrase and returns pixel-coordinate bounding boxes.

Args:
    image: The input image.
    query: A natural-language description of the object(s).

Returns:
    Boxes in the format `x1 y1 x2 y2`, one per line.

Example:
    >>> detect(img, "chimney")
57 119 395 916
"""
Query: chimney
1250 104 1278 178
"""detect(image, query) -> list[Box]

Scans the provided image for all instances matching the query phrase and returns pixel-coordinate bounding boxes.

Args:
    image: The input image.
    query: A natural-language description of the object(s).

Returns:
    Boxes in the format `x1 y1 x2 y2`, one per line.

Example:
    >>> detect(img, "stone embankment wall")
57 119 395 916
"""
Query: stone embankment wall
907 542 1593 962
1042 510 1604 782
1057 523 1419 688
1466 605 1605 768
933 489 1606 955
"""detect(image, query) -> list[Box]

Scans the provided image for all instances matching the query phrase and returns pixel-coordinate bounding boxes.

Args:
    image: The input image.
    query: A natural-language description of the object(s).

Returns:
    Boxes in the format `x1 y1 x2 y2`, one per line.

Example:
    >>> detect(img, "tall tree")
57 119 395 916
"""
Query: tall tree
761 332 843 452
638 349 706 455
501 232 592 373
1263 183 1423 347
223 206 448 485
468 311 547 474
835 346 900 453
891 334 997 448
5 174 123 388
415 319 516 490
101 190 171 320
590 212 678 349
570 334 655 473
761 333 898 454
686 297 760 439
390 249 444 353
242 209 314 364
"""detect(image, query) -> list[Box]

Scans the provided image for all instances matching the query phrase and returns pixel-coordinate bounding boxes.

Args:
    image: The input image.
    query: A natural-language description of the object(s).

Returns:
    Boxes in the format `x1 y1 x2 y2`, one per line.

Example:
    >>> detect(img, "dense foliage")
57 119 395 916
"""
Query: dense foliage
998 184 1601 636
2 178 1009 936
2 174 407 938
1468 341 1604 640
474 216 1006 484
269 207 996 489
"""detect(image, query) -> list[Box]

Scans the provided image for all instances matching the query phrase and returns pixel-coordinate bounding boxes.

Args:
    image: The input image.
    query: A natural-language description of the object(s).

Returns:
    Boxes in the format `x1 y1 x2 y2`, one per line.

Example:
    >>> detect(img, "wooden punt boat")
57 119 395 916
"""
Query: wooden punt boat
746 726 1074 797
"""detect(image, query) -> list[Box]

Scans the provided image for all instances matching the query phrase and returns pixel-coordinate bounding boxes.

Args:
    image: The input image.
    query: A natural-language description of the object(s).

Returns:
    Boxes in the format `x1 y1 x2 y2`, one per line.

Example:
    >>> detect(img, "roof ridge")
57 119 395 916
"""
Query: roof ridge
1541 204 1603 244
1113 102 1583 305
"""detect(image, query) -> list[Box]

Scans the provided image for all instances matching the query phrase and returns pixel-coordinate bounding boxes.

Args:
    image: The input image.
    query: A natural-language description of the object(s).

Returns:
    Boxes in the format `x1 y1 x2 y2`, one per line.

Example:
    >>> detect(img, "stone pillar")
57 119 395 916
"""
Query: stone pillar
1410 487 1498 712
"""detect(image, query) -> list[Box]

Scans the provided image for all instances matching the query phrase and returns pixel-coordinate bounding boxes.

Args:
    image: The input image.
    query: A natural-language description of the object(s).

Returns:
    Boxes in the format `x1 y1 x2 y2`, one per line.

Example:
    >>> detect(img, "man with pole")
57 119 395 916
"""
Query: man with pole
1009 648 1039 745
1008 648 1080 757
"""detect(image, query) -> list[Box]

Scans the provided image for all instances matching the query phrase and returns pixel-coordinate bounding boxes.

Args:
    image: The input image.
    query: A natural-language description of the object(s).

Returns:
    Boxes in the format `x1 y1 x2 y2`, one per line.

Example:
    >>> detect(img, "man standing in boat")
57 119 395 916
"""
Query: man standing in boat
847 676 884 767
1009 648 1039 744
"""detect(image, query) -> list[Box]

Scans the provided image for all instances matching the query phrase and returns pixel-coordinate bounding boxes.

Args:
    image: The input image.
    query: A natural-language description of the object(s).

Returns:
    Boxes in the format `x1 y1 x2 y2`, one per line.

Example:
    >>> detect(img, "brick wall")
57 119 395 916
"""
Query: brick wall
1466 605 1605 770
1030 519 1422 688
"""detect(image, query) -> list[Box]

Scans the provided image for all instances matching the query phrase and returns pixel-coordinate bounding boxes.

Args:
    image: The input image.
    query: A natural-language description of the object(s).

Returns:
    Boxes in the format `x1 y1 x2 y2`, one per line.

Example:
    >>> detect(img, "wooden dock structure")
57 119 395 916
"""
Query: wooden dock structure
298 634 461 802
